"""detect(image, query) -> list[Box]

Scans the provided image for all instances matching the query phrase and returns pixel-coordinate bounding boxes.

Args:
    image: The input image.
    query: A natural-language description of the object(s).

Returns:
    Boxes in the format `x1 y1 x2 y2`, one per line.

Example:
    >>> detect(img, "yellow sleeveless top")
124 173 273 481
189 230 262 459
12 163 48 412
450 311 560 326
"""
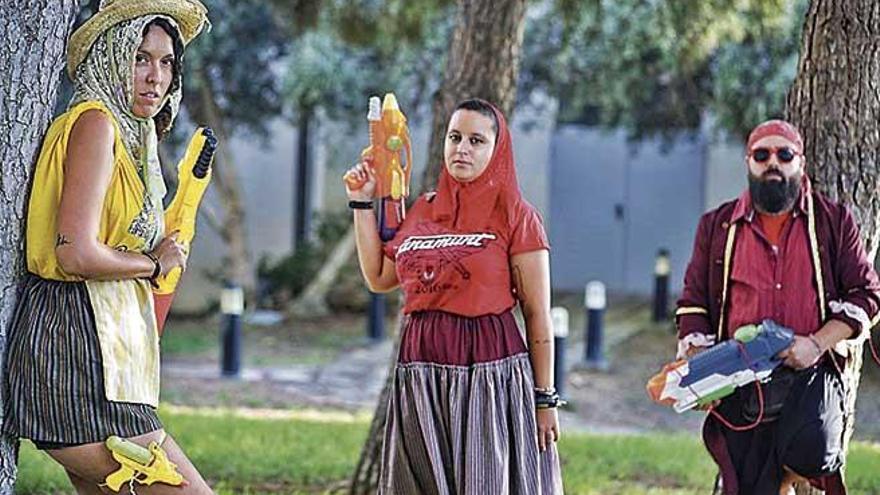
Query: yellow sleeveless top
26 101 160 407
28 101 156 279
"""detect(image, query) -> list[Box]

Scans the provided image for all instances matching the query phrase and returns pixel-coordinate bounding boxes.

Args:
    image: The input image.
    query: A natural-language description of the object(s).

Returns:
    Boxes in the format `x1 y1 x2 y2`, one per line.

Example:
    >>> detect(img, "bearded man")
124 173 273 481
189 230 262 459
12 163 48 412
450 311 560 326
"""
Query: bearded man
675 120 880 494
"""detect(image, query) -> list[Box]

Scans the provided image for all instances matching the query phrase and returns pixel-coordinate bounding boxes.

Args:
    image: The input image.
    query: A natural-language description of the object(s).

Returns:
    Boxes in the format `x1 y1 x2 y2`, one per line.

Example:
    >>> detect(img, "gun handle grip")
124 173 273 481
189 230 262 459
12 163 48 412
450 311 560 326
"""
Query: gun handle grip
154 292 175 336
105 466 133 492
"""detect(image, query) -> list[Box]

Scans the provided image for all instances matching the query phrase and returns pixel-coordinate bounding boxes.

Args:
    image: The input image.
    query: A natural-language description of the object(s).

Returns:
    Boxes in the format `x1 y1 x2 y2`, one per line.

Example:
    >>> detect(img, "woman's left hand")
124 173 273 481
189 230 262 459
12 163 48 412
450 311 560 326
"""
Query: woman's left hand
536 408 560 452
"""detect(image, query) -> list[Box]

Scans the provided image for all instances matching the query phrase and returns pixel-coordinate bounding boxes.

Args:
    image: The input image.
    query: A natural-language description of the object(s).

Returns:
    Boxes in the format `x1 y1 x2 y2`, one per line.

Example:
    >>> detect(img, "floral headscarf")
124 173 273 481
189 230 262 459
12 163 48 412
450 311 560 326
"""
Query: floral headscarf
69 15 184 249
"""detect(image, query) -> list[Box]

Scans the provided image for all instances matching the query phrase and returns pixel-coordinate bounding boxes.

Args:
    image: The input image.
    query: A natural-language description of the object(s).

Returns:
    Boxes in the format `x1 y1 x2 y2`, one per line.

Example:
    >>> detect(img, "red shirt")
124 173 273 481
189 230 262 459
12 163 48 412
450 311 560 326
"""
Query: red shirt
726 190 820 337
384 195 549 317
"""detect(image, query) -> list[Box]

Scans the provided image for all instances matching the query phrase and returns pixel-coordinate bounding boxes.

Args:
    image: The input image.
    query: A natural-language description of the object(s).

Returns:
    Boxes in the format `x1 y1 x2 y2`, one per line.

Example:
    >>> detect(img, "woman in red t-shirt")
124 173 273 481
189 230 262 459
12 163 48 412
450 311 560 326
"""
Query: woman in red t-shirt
345 98 563 493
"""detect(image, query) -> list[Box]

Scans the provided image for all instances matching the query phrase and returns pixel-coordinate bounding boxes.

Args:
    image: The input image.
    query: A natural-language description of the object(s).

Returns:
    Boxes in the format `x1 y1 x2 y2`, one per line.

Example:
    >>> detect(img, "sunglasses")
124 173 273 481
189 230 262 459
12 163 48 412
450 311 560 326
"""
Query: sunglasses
749 146 801 164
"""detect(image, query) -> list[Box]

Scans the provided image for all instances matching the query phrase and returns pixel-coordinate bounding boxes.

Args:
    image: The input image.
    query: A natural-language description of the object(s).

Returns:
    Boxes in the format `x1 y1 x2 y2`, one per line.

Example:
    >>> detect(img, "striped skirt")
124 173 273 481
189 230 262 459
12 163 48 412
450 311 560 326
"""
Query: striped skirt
3 274 162 448
380 310 564 494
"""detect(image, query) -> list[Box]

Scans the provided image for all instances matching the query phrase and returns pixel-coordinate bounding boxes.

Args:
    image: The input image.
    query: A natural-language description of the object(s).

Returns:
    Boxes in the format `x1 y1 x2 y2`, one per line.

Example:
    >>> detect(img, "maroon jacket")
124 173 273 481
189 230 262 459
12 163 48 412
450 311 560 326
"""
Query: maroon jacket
677 186 880 349
676 183 880 494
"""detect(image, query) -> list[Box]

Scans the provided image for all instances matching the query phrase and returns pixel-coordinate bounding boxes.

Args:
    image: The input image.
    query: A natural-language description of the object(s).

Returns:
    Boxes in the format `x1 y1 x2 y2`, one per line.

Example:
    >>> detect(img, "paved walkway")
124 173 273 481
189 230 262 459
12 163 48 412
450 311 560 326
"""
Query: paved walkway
164 339 395 409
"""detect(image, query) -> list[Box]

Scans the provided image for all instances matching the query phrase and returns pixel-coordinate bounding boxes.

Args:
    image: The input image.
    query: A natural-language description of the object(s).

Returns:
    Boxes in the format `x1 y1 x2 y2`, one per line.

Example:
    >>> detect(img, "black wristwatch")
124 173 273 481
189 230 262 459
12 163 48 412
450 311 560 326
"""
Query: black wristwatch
348 200 374 210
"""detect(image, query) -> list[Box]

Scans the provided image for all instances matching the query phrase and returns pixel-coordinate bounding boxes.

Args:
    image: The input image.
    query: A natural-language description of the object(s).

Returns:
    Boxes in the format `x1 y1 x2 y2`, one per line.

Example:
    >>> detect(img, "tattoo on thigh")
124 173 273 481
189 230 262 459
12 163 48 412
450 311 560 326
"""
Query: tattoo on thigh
55 234 72 248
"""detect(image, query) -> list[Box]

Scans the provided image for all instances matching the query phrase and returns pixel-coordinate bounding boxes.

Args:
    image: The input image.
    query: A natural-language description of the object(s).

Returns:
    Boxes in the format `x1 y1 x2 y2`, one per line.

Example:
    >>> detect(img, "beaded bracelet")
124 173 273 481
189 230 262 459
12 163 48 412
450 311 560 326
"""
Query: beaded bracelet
535 387 565 409
143 252 161 288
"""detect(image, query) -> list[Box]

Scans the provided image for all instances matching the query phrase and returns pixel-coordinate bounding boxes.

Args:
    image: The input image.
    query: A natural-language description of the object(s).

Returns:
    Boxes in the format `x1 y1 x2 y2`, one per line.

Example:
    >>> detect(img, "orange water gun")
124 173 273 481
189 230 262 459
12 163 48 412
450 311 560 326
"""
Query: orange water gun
152 127 217 334
344 93 412 241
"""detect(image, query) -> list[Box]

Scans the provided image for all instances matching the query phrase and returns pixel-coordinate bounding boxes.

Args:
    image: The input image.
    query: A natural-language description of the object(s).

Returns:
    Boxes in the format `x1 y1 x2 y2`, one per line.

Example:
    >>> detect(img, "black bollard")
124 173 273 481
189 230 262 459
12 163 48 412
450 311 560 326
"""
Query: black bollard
368 291 385 342
551 307 569 398
220 282 244 377
653 248 671 322
584 281 608 370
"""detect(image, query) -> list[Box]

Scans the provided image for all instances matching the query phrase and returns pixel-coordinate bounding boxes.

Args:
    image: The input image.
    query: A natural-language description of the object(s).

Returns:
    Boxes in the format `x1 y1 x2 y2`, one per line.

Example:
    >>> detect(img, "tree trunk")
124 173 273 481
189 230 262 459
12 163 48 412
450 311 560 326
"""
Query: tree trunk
289 226 355 317
0 0 79 489
785 1 880 493
420 0 528 192
193 68 255 292
787 0 880 256
349 333 402 495
349 0 528 492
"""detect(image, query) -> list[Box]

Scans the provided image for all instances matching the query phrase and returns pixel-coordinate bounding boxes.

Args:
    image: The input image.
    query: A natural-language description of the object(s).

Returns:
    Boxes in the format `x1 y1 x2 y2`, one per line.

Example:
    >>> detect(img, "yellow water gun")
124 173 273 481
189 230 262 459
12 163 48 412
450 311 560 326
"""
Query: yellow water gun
104 435 187 492
343 93 412 241
152 127 217 333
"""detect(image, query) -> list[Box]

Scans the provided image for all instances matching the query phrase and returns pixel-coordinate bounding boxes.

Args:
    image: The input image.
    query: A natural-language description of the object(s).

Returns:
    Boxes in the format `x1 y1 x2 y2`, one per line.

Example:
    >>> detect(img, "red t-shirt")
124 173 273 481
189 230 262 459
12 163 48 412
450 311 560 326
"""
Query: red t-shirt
384 194 550 317
758 211 791 246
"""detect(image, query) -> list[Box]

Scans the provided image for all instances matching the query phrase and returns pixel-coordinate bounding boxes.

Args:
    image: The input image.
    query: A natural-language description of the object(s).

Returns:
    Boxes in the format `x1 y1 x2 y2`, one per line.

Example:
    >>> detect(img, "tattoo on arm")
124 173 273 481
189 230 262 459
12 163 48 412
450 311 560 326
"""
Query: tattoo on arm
55 234 72 248
533 339 551 345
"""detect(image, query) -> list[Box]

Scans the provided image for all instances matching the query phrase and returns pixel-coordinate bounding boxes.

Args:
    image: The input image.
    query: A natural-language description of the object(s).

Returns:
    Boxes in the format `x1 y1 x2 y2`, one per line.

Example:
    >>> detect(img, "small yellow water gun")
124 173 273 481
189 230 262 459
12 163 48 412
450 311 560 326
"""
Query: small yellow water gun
103 435 187 492
344 93 412 241
152 127 217 333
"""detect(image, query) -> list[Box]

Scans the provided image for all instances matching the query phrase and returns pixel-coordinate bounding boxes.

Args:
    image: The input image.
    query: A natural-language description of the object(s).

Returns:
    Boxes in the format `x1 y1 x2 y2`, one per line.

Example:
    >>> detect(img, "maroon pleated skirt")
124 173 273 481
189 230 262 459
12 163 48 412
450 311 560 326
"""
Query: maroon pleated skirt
380 309 564 494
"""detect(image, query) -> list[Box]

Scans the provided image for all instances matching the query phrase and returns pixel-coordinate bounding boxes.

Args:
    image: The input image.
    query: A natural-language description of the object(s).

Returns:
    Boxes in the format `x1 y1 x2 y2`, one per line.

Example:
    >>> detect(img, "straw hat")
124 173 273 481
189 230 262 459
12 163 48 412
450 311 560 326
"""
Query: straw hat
67 0 209 77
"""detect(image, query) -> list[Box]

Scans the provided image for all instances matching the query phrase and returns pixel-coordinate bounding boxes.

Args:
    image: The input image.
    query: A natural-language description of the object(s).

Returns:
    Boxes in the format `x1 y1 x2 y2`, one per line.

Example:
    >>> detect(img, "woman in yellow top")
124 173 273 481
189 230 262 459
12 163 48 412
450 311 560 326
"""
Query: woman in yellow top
3 0 212 492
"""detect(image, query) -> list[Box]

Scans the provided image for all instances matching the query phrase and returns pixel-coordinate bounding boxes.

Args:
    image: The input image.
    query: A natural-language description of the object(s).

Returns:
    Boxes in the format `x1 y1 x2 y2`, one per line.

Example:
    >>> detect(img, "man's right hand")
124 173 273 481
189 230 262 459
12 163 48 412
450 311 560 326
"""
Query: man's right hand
683 345 721 411
684 345 707 359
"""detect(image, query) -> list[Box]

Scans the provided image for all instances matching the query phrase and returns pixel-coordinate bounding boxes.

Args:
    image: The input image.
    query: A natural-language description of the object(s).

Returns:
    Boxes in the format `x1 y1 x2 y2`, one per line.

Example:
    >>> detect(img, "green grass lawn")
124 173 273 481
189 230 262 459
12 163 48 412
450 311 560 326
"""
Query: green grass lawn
15 406 880 494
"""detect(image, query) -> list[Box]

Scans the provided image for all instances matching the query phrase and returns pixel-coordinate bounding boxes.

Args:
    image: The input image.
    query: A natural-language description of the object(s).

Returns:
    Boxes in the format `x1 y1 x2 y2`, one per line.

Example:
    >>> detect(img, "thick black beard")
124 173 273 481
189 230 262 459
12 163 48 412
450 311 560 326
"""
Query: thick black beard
748 172 801 214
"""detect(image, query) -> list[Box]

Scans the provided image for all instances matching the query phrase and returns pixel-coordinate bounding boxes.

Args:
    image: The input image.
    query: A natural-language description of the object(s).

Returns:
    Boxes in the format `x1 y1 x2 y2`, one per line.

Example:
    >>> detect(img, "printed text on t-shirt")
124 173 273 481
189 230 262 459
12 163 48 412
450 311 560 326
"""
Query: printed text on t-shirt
396 233 497 257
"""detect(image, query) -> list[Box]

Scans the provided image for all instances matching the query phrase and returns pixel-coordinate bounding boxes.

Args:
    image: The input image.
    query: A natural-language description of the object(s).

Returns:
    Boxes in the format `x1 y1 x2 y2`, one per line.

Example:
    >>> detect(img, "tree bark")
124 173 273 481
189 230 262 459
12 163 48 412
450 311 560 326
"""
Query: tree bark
349 0 528 492
0 0 79 489
787 0 880 257
420 0 528 192
348 334 402 495
785 1 880 493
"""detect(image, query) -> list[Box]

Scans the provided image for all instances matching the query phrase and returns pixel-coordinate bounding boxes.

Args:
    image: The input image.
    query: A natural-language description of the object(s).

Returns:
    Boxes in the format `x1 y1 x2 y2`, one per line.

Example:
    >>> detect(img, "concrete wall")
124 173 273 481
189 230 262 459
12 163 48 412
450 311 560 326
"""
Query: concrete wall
704 134 747 211
549 126 744 295
173 107 742 310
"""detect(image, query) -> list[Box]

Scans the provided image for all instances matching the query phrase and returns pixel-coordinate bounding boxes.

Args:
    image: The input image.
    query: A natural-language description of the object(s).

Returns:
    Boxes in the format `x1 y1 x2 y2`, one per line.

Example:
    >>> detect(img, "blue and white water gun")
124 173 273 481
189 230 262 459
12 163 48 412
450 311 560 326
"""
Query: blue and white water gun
647 320 794 413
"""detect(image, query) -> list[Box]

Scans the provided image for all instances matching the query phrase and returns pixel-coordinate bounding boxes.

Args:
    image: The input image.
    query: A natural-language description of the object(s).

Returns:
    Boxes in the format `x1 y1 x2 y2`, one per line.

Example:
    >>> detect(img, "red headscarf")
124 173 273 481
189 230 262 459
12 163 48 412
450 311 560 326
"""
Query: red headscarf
746 119 804 153
431 101 522 231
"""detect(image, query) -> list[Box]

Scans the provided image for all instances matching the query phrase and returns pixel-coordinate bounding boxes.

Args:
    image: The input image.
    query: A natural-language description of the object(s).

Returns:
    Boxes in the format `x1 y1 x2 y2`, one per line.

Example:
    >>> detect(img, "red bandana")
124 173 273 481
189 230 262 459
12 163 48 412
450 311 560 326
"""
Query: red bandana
746 119 804 153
